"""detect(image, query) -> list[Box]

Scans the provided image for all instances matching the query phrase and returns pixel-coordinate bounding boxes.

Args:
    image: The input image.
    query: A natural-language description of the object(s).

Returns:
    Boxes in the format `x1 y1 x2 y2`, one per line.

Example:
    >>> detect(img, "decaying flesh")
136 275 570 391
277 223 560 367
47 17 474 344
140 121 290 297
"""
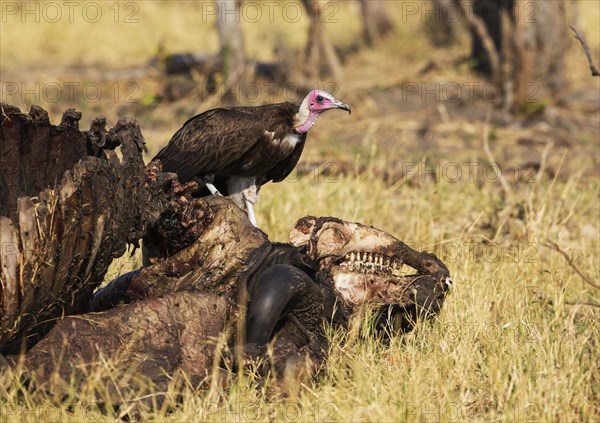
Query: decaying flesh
91 195 271 310
7 292 235 399
132 195 271 300
0 105 148 354
5 207 452 403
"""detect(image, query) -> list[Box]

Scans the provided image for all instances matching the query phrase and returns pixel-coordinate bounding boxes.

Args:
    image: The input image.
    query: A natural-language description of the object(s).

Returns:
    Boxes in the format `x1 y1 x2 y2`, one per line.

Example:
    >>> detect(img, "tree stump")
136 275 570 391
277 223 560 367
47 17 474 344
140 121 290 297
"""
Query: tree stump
0 104 147 353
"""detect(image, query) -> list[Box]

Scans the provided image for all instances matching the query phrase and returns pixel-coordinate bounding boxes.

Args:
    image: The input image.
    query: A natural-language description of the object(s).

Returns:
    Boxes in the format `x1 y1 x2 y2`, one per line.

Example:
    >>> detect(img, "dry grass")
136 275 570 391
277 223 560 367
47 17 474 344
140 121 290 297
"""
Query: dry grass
2 169 598 422
1 1 599 421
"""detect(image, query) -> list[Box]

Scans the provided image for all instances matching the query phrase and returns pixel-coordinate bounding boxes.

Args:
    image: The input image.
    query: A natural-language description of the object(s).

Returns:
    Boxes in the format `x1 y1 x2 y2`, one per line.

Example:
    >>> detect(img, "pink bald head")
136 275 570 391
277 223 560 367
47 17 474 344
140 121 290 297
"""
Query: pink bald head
294 90 351 134
307 90 351 114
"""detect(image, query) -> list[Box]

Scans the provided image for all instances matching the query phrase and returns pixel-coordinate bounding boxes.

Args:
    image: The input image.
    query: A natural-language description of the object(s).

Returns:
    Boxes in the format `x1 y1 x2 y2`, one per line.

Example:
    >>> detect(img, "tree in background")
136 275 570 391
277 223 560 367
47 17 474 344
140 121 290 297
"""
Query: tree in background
216 0 246 86
302 0 393 80
302 0 344 81
430 0 568 112
511 0 568 112
359 0 394 45
165 1 395 100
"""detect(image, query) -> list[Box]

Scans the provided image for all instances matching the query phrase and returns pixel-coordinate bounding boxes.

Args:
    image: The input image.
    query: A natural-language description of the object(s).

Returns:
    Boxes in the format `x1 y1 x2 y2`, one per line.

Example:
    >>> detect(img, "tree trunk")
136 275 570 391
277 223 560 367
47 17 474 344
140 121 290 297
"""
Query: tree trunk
359 0 393 45
426 0 459 47
512 0 568 111
216 0 246 89
302 0 343 81
469 0 505 76
433 0 568 112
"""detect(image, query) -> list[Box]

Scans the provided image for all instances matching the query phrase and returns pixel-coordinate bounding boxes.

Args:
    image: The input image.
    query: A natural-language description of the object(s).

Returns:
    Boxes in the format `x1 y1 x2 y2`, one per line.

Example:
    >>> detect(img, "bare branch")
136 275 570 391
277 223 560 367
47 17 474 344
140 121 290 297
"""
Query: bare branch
564 301 600 309
543 240 600 290
569 24 600 77
534 291 600 309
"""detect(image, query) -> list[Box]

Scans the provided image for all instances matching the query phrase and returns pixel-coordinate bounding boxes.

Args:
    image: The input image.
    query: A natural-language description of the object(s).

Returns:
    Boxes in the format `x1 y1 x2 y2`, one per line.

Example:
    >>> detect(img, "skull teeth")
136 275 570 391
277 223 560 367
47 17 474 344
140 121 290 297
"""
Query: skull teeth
340 252 402 275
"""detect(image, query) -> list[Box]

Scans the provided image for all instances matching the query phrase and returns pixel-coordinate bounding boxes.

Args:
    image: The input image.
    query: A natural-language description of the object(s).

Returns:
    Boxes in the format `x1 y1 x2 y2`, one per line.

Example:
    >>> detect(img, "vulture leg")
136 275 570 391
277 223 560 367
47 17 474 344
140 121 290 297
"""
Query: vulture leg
205 182 223 196
245 200 257 227
228 176 259 226
242 184 259 226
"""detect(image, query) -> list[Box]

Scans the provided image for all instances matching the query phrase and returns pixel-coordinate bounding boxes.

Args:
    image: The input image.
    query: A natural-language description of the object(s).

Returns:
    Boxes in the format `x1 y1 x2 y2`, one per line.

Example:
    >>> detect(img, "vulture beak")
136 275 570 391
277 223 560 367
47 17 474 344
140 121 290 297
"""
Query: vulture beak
335 101 352 115
340 103 352 115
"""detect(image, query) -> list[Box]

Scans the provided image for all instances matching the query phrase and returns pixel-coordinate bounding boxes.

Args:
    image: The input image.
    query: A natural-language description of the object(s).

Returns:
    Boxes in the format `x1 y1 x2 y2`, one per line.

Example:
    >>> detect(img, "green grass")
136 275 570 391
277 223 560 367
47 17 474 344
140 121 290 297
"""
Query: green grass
1 1 599 421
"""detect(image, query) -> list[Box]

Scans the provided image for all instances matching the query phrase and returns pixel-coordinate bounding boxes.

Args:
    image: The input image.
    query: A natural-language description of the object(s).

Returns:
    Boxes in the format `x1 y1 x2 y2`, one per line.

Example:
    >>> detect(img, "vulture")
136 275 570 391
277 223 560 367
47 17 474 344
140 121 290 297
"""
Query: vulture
154 90 351 225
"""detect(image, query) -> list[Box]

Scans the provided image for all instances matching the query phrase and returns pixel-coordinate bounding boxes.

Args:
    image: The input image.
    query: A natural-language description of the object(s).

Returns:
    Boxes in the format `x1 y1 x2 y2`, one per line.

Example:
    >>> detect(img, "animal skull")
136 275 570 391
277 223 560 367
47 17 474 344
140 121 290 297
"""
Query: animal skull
290 216 452 307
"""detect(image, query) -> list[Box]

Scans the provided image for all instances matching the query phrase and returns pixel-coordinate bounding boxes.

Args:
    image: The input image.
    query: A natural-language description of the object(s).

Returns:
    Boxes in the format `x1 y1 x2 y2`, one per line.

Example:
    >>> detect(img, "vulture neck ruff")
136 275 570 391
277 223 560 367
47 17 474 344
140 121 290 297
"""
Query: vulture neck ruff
293 95 319 134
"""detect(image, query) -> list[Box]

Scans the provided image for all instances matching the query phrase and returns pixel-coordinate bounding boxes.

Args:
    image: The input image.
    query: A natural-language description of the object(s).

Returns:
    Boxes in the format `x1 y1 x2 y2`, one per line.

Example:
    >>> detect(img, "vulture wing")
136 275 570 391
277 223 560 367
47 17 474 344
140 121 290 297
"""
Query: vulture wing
265 140 306 183
154 104 299 183
155 108 264 182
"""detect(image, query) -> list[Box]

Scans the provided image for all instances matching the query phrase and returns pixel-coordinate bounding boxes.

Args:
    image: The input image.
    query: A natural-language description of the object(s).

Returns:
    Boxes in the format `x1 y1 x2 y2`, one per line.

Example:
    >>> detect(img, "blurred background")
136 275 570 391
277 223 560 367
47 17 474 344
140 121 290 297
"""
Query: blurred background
0 0 598 237
1 4 599 419
0 0 600 158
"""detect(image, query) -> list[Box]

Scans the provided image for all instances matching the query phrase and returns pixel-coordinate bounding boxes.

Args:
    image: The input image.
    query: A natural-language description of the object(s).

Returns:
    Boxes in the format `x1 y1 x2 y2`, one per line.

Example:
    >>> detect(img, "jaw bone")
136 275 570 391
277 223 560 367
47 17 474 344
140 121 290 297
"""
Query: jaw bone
337 251 403 275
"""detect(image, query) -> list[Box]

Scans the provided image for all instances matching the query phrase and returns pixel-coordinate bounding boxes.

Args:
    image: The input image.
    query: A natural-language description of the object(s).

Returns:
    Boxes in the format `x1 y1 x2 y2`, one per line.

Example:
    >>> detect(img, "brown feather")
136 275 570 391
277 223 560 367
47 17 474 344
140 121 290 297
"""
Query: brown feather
154 103 306 185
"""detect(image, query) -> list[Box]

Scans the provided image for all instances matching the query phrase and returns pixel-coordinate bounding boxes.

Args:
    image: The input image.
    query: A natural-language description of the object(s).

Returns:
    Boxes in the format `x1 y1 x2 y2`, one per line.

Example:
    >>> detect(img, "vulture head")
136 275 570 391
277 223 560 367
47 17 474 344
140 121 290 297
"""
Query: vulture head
294 90 351 134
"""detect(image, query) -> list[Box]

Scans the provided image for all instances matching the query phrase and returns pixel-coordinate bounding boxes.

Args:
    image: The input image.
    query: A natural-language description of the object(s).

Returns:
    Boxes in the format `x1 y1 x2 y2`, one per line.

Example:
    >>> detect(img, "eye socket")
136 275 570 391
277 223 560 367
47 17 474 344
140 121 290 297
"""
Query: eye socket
316 95 324 103
317 225 348 249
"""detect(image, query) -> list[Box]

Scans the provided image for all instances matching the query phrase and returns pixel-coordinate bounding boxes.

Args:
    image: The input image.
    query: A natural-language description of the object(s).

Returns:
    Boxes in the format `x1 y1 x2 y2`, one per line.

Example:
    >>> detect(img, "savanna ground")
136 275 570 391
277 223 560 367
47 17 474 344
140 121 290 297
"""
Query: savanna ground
1 1 599 421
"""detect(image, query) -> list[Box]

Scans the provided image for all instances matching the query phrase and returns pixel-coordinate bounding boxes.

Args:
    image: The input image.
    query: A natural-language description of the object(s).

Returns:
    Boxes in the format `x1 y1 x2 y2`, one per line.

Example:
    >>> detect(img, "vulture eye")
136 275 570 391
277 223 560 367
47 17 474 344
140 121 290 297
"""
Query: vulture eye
316 95 324 103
